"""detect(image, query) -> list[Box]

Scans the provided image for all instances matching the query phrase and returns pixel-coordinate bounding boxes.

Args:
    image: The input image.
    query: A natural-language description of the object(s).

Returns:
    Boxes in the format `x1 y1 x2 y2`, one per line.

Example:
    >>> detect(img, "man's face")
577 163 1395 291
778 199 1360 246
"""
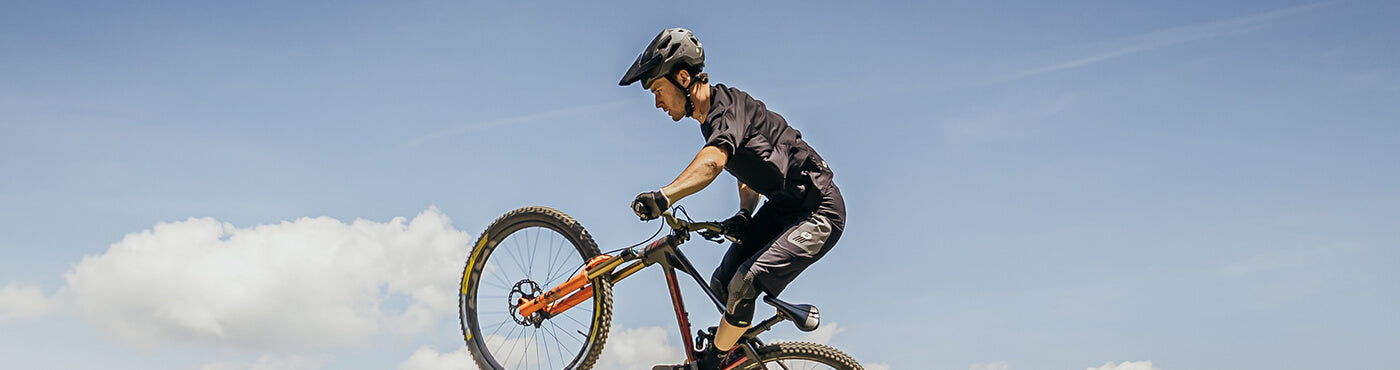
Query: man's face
648 76 687 122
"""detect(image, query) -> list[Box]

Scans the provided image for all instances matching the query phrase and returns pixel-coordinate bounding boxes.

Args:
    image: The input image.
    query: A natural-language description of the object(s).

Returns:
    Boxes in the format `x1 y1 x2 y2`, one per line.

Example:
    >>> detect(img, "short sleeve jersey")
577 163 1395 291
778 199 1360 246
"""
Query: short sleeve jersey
701 84 833 209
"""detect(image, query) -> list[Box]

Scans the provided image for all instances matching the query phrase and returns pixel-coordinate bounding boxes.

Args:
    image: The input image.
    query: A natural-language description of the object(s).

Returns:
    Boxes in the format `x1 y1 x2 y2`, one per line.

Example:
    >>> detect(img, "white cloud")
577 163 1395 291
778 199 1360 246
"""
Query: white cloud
592 326 684 370
397 326 681 370
865 362 891 370
200 354 335 370
0 283 57 320
799 322 845 345
397 345 477 370
971 361 1010 370
1088 360 1160 370
60 207 472 352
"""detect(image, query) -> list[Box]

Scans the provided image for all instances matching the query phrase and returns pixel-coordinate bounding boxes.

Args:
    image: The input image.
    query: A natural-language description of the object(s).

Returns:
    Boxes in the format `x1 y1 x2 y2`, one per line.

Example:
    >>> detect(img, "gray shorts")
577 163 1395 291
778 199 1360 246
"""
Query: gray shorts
710 185 845 324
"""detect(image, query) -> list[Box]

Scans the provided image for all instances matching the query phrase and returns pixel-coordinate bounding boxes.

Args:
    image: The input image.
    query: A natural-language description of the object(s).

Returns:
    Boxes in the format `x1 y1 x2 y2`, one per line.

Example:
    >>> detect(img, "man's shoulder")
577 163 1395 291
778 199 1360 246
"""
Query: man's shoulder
711 83 769 115
712 83 752 101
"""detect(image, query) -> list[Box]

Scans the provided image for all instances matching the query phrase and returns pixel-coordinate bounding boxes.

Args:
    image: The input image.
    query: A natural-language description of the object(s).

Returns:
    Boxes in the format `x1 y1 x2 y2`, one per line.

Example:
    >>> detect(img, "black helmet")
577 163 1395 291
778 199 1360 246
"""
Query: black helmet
619 28 704 88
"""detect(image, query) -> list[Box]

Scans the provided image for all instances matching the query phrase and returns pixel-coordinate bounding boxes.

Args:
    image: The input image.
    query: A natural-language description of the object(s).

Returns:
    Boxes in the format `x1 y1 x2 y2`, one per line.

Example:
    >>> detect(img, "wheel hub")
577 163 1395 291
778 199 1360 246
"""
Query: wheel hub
508 279 546 327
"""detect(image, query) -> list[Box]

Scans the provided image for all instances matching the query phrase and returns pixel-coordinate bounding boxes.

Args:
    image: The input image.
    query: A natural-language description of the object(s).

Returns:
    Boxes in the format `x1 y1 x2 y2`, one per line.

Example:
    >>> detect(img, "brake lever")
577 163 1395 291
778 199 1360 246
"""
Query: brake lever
697 229 725 243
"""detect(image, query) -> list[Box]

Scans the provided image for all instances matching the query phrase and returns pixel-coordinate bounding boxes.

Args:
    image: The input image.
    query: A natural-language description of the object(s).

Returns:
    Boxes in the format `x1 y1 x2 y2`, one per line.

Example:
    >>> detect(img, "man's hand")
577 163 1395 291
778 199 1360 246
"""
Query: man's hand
631 191 669 220
700 209 751 243
719 209 752 236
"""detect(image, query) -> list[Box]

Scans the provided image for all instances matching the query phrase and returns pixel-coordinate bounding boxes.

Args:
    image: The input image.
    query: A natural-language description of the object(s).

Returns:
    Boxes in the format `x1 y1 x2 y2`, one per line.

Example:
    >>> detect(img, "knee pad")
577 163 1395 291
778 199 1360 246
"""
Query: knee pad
723 270 760 326
709 275 729 304
724 298 756 327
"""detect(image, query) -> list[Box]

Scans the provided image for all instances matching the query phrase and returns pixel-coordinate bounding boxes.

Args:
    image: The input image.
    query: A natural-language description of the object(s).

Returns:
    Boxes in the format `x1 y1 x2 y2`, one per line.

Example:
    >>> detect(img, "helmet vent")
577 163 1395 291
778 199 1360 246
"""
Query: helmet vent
666 43 679 57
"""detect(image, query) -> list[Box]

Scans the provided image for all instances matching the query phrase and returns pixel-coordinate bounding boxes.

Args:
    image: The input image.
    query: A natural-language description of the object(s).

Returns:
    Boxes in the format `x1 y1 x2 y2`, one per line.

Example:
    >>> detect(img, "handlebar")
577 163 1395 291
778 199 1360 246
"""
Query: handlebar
659 210 738 244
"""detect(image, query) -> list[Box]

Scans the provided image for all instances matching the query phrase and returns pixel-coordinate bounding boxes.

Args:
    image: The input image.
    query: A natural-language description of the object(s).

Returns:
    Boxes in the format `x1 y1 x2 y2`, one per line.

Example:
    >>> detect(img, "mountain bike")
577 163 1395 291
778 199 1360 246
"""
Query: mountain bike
459 206 863 370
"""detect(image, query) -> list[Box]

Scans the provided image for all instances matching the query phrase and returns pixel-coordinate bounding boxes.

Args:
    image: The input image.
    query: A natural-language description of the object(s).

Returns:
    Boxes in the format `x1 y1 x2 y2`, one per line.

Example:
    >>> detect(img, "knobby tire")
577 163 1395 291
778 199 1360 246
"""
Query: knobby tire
741 341 863 370
460 207 613 370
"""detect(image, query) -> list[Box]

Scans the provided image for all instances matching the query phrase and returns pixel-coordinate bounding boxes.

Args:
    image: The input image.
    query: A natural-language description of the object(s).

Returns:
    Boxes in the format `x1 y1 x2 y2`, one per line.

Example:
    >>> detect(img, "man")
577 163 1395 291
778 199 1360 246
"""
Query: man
620 28 847 370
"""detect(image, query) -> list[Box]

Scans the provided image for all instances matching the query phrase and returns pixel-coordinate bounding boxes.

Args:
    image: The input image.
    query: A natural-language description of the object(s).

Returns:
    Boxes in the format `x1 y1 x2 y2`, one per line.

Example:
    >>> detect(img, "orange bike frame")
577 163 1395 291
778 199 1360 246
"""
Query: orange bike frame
514 232 731 363
514 255 614 318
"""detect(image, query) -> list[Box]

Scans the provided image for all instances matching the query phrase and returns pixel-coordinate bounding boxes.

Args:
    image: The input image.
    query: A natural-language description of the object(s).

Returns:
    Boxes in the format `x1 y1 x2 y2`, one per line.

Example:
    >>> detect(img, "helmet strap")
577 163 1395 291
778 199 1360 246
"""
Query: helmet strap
665 74 695 118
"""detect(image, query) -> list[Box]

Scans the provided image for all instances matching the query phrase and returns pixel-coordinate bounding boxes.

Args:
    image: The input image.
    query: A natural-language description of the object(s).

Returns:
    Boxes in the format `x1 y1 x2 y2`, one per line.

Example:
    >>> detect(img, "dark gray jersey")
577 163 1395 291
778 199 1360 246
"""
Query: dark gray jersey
700 84 834 210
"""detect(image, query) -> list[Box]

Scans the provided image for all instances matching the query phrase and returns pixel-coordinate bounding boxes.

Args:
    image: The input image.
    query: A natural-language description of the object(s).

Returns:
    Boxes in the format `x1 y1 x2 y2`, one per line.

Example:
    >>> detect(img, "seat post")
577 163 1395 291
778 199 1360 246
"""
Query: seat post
739 314 785 343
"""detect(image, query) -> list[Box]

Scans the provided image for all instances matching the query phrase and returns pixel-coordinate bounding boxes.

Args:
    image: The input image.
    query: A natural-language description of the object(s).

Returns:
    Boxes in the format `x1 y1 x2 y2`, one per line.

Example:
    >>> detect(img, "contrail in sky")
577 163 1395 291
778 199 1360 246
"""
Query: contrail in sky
405 99 629 146
999 1 1338 83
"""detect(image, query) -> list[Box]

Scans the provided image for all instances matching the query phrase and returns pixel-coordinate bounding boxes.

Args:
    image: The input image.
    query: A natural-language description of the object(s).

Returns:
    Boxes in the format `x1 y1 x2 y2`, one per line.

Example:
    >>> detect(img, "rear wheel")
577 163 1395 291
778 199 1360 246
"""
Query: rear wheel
739 342 863 370
460 207 612 370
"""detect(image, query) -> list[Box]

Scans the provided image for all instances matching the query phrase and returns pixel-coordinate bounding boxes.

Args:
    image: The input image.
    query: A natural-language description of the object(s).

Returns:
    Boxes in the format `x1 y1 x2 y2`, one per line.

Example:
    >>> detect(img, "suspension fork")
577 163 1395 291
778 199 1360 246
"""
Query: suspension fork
514 254 616 318
514 236 661 319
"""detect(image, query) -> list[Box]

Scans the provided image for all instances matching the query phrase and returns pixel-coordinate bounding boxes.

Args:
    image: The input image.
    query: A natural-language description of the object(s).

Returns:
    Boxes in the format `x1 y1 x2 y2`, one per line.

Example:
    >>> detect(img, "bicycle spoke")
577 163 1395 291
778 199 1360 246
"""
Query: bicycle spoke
537 327 550 370
542 243 578 287
543 261 573 288
506 234 531 278
481 277 511 292
557 309 591 329
516 327 531 369
527 228 538 278
485 316 513 341
488 262 514 292
546 233 573 287
544 232 561 285
543 321 573 362
496 322 525 367
525 328 540 369
534 328 545 370
548 320 585 345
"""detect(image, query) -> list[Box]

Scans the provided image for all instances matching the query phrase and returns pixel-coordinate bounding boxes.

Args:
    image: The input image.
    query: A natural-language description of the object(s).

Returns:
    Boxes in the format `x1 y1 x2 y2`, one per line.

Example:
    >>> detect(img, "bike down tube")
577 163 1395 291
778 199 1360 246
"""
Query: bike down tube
668 244 728 313
664 265 700 363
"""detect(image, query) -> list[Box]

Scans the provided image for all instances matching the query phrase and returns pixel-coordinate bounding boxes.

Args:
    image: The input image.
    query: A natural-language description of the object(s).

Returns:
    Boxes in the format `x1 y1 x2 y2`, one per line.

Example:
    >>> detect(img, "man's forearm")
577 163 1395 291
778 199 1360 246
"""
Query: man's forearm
660 145 729 204
738 181 760 213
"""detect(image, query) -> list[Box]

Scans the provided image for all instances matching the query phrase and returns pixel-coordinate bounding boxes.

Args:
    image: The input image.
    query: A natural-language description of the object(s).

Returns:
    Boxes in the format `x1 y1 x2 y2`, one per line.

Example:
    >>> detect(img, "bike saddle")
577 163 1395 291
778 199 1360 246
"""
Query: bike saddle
763 295 819 332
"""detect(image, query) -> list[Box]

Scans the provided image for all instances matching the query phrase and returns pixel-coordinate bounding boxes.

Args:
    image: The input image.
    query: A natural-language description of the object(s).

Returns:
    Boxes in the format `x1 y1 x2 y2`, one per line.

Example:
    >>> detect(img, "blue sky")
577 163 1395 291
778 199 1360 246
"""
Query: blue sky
2 1 1398 369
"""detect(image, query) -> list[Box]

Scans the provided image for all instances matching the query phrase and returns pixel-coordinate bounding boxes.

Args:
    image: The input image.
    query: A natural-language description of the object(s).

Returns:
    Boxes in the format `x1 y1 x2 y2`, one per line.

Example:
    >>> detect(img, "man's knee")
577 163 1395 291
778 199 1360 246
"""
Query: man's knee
709 274 729 304
723 269 760 326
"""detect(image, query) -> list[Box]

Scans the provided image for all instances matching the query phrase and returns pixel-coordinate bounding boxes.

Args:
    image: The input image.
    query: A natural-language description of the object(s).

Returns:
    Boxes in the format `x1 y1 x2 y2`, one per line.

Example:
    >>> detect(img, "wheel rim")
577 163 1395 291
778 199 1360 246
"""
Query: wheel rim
762 358 844 370
468 225 597 369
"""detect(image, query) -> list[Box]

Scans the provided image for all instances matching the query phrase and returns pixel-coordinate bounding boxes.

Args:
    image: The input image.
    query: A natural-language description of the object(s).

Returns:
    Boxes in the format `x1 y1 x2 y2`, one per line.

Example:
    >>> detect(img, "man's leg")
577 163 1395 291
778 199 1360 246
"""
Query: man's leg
715 213 840 351
715 268 761 350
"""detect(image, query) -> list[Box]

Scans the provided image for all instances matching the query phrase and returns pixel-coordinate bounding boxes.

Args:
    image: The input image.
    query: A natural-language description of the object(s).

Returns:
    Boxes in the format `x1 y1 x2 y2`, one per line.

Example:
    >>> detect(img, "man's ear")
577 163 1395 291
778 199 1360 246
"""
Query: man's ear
676 69 691 86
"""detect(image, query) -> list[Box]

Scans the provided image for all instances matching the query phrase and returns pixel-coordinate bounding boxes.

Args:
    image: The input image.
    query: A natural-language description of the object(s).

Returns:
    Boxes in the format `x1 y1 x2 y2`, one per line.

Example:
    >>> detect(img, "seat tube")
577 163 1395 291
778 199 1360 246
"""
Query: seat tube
664 266 699 363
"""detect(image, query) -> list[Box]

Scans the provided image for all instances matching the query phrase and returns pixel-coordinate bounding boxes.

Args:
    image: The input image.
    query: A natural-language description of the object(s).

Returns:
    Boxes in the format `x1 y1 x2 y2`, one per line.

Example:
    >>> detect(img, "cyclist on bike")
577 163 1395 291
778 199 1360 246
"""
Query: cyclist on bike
620 28 847 370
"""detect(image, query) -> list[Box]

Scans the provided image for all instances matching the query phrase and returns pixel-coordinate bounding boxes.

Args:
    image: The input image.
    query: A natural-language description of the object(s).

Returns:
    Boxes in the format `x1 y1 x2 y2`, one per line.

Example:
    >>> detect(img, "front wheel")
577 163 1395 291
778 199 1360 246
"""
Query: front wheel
739 342 863 370
460 207 612 370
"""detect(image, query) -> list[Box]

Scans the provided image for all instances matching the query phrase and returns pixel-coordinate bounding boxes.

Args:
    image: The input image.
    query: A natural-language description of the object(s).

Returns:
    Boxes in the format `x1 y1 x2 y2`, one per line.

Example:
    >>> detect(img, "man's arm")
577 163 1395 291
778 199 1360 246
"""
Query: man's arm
737 180 760 213
659 145 729 204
